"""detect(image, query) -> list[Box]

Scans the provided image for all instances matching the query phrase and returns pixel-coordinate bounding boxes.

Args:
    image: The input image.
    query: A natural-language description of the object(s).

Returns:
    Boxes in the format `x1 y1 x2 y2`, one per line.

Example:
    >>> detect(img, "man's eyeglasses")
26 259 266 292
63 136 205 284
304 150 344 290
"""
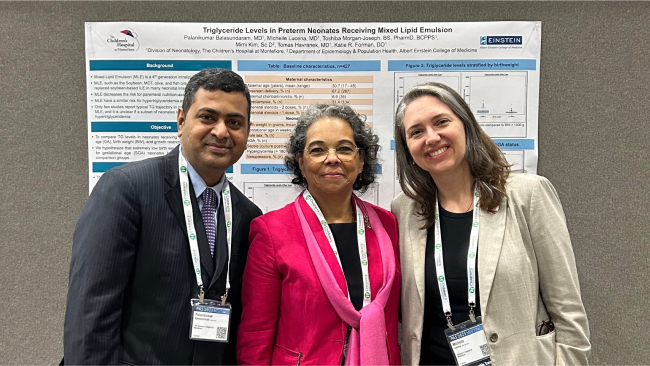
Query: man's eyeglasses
305 144 360 163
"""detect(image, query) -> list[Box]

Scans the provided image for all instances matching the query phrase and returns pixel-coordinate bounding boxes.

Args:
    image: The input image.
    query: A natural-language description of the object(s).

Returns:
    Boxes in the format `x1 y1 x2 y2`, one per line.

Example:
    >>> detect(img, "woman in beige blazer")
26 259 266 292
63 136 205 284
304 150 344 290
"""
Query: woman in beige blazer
391 83 590 365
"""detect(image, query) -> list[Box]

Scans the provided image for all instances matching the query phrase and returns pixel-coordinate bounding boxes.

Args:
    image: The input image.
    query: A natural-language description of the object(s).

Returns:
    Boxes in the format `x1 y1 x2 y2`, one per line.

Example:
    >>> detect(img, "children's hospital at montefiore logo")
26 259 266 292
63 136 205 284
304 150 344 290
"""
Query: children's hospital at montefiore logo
107 28 140 51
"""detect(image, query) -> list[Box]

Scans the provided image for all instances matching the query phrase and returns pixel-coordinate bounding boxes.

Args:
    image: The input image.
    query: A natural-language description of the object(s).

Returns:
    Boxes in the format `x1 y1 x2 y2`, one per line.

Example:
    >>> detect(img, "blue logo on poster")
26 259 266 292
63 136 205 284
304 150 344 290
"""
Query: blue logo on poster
480 36 523 45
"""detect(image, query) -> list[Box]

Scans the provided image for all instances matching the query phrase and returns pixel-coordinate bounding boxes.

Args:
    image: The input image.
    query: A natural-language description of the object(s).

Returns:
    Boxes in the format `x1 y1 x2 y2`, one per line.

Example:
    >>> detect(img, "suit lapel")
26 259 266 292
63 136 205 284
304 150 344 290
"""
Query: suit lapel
478 197 508 313
228 185 242 260
407 206 428 308
164 146 214 280
164 147 186 233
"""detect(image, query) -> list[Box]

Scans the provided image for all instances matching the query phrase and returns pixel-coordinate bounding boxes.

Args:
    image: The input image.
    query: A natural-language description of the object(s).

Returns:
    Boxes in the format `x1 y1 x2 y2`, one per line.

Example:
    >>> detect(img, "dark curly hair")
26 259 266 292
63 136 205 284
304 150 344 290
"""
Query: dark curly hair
285 104 380 193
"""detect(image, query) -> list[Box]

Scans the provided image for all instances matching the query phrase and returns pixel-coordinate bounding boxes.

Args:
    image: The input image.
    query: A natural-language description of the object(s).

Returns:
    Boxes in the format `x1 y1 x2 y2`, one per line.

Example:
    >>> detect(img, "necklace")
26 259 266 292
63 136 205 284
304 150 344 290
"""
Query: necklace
439 194 475 213
465 198 475 212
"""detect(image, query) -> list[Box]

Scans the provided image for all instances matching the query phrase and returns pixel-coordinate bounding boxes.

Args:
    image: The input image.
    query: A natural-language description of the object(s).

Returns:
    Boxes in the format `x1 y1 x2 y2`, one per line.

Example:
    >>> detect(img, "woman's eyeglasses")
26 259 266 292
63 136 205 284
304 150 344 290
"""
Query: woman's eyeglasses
305 144 360 163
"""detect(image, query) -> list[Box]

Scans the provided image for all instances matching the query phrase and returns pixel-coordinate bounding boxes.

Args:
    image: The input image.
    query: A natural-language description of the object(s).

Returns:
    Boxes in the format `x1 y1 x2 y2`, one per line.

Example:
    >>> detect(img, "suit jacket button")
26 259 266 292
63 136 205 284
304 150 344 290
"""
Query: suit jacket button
489 333 498 343
207 289 217 298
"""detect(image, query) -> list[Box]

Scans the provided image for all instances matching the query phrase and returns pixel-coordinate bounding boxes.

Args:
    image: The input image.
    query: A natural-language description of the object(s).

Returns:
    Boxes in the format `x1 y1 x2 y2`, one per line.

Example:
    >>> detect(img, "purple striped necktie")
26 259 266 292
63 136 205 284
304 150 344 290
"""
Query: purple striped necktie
201 188 217 257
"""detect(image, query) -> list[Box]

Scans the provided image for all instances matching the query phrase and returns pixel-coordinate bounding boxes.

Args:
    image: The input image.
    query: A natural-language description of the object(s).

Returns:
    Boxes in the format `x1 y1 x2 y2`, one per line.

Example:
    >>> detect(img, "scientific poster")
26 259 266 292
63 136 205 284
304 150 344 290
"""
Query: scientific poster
85 21 541 210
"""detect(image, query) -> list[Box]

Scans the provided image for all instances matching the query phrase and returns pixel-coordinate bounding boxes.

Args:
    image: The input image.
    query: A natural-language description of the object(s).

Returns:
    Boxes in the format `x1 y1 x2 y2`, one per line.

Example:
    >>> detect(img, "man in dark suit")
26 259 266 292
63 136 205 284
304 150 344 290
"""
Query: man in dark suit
64 68 262 365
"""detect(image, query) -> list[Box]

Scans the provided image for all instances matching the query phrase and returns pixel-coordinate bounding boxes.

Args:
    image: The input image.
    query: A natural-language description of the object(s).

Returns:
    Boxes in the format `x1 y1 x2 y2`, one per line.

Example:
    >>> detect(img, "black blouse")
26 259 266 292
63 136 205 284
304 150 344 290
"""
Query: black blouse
420 204 482 365
330 222 363 311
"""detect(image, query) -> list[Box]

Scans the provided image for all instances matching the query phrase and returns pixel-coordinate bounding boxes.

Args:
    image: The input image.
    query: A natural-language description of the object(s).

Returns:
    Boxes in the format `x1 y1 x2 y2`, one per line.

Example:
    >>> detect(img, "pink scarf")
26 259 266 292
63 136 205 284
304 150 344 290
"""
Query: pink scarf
294 194 396 365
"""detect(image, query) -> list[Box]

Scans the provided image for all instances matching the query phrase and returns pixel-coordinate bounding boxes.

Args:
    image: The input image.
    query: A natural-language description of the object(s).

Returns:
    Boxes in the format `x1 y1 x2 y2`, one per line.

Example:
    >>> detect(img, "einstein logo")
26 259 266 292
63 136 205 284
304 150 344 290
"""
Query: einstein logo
480 36 523 45
107 28 140 51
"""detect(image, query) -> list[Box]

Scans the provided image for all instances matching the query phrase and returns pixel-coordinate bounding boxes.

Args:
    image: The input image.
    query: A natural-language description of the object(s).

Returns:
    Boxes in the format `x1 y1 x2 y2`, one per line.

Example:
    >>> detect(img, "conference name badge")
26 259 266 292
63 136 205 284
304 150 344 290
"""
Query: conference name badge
189 298 231 343
444 316 492 366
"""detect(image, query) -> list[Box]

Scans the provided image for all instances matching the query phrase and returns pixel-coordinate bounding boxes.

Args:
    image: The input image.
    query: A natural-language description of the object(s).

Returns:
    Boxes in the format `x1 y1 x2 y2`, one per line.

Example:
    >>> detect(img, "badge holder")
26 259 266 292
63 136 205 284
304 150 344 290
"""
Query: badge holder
189 291 232 343
444 315 492 366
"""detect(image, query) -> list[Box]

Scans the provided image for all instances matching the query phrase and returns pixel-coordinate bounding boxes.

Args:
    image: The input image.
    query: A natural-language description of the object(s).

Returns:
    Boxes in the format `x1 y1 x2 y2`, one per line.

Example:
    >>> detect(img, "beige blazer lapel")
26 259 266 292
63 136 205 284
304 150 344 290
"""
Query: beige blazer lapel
407 209 428 307
477 197 508 314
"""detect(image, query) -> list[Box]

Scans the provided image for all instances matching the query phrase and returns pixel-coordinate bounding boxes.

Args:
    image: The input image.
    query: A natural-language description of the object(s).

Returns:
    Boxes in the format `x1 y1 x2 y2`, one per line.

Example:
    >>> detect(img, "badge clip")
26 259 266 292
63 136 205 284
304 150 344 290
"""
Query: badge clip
220 288 230 305
469 305 477 323
198 286 205 303
446 312 455 330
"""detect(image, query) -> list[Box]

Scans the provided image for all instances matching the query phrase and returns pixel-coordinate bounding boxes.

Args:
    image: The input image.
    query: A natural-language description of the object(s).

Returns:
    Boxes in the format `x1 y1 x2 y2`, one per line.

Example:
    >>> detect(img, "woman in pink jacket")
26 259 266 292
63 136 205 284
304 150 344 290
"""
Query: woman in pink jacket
237 104 401 365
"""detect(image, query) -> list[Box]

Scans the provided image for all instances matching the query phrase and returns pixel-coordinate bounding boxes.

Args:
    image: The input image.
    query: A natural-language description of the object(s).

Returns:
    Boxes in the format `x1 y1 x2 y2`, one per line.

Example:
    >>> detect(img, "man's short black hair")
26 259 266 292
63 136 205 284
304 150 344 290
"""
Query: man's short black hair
181 68 251 121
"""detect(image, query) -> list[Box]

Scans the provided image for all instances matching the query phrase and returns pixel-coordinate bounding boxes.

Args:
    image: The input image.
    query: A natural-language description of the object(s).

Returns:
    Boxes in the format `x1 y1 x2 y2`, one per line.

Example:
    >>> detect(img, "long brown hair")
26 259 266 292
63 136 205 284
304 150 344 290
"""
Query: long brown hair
394 83 511 229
